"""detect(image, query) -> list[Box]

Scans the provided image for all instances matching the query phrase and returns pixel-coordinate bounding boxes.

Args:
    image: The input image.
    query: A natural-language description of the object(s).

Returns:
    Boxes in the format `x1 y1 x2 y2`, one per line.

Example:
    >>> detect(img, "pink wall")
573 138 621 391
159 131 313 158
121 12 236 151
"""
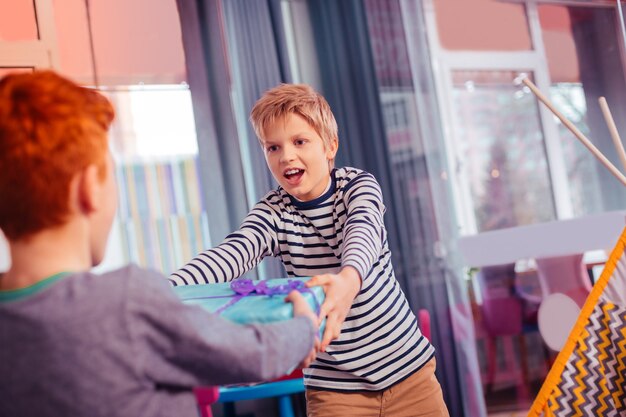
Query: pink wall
434 0 579 82
0 0 38 41
539 5 580 83
52 0 186 86
4 0 580 85
434 0 532 51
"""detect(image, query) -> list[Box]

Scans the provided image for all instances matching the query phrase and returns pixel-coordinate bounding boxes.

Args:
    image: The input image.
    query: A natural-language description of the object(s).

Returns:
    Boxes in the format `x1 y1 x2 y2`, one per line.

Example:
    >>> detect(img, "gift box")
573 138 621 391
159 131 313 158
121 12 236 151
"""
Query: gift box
173 278 325 331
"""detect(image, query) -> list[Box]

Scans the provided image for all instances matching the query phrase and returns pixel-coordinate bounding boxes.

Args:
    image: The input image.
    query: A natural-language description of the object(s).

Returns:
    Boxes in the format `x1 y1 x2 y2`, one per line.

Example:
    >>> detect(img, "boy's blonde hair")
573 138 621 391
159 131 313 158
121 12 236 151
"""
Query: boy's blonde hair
250 84 338 166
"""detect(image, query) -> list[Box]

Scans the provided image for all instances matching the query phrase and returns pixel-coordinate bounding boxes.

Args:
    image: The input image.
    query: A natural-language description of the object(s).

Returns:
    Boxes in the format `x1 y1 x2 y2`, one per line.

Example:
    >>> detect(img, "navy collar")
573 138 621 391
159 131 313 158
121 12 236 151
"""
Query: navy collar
286 168 337 210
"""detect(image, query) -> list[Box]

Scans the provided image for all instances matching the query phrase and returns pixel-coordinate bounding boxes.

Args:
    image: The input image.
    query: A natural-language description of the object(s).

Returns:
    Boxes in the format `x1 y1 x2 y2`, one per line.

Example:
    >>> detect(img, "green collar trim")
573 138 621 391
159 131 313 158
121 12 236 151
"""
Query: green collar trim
0 272 72 303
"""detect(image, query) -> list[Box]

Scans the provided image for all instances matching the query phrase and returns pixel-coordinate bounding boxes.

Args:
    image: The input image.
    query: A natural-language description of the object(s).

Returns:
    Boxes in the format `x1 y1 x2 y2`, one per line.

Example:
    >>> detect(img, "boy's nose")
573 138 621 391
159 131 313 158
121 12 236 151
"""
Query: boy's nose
280 148 296 163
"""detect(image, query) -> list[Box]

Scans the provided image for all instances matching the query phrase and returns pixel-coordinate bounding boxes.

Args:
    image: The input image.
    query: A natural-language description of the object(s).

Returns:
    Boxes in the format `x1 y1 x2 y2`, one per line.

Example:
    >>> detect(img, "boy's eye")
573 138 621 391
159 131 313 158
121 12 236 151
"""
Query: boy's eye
266 145 278 153
295 139 307 146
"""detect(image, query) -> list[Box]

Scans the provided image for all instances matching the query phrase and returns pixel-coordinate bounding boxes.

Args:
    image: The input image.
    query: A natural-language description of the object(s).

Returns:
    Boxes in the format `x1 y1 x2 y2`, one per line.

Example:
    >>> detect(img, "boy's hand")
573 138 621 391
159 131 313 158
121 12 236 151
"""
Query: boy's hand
306 266 361 352
285 291 319 368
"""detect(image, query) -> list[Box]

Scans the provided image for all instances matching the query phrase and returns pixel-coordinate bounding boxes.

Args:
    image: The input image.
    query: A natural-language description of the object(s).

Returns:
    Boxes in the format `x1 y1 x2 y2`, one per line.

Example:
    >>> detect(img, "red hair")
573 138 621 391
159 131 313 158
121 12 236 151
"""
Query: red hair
0 70 115 240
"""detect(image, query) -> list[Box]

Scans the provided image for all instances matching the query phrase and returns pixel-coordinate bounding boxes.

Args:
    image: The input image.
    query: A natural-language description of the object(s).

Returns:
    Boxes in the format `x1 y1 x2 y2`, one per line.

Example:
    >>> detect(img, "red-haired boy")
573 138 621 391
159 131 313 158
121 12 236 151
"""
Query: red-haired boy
0 71 317 417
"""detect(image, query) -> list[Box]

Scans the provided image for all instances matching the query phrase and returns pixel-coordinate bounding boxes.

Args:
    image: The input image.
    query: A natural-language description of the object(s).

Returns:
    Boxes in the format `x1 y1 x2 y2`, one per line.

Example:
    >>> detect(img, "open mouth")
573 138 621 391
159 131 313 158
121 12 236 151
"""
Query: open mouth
283 168 304 183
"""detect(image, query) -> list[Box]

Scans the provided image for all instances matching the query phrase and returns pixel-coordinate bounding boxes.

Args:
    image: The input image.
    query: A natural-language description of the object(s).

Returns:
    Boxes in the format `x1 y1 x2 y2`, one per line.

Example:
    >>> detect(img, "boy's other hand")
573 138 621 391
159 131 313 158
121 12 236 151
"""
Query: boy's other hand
306 267 361 352
285 290 319 368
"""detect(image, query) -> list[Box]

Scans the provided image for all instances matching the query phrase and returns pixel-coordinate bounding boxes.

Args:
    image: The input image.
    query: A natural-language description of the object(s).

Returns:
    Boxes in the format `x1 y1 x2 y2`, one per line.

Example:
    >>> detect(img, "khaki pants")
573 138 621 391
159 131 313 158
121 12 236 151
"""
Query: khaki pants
305 358 449 417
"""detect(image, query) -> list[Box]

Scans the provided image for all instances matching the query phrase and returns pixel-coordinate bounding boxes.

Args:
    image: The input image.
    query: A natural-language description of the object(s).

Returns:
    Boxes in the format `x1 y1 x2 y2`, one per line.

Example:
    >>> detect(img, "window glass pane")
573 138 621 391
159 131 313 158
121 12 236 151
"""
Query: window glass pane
548 83 604 215
103 86 209 274
0 1 201 276
451 70 556 232
433 0 531 51
539 4 626 215
105 86 198 162
47 0 204 274
0 0 38 41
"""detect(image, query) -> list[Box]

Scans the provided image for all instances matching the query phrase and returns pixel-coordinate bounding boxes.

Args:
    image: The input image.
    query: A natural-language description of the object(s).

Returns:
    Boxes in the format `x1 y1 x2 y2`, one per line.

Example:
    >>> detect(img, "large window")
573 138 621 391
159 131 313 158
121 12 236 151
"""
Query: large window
104 86 209 274
451 70 555 232
426 0 626 236
0 0 210 275
425 0 626 414
72 0 208 274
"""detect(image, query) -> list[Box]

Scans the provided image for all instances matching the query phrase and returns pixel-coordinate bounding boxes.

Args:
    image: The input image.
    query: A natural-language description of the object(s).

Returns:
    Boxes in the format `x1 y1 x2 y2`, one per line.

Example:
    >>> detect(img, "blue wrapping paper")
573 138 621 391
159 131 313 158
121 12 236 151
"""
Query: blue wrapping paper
173 278 325 331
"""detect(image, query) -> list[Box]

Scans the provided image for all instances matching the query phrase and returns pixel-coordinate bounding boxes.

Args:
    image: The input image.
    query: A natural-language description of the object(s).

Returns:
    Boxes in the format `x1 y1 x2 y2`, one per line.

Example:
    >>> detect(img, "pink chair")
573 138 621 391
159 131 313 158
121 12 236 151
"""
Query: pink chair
476 264 522 336
535 254 592 308
194 386 219 417
475 264 529 397
418 308 431 340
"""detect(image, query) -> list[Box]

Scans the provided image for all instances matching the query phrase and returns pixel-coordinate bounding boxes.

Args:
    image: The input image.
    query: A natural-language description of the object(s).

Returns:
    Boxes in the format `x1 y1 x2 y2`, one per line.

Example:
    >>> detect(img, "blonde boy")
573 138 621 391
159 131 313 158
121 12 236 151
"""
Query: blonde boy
0 72 318 417
172 84 449 416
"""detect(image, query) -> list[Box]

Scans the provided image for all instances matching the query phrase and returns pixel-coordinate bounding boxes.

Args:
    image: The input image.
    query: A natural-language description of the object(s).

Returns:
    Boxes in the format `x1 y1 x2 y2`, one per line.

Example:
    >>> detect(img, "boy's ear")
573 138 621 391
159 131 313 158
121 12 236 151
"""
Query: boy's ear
326 137 339 159
75 164 101 214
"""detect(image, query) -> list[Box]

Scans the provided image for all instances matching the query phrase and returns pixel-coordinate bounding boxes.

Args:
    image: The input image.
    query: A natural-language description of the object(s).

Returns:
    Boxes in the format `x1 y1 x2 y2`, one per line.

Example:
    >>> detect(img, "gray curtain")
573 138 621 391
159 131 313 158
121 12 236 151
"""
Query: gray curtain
222 0 291 278
223 0 285 204
571 7 626 211
175 0 249 244
307 1 482 415
178 0 290 278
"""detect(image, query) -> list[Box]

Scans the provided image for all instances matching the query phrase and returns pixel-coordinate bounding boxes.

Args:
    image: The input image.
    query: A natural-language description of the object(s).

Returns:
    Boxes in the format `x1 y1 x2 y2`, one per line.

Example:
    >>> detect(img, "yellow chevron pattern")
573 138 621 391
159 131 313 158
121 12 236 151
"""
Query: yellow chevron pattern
529 227 626 417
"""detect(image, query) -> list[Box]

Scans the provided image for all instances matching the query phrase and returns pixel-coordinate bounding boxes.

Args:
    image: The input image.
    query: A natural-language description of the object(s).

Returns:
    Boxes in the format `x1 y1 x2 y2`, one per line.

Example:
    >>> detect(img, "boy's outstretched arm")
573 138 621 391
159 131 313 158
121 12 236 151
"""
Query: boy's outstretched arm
307 172 387 351
169 202 279 286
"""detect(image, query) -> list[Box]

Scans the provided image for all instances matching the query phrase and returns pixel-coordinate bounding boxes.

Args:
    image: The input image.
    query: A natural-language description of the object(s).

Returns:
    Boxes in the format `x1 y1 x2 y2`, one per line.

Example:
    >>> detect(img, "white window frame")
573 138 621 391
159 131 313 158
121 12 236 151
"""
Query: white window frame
421 0 586 236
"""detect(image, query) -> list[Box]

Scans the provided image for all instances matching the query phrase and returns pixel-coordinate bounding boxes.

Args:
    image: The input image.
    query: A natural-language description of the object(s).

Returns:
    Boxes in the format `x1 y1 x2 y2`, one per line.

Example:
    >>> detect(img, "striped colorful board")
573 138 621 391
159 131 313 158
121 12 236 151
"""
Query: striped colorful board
528 227 626 416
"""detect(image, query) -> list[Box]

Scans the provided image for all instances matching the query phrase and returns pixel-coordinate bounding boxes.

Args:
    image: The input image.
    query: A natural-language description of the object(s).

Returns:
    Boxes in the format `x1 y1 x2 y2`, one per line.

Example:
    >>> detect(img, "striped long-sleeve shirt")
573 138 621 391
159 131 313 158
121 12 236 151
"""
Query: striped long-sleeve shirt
170 167 434 391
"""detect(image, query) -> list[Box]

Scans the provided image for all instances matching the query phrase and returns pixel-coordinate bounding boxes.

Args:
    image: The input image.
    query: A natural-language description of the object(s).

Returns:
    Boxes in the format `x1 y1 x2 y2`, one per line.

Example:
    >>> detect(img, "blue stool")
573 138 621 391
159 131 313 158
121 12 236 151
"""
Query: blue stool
218 377 305 417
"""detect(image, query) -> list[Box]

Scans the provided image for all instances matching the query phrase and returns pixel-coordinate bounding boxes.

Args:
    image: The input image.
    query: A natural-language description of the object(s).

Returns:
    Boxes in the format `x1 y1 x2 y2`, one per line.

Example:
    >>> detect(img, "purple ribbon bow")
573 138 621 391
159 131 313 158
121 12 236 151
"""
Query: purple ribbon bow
213 279 320 315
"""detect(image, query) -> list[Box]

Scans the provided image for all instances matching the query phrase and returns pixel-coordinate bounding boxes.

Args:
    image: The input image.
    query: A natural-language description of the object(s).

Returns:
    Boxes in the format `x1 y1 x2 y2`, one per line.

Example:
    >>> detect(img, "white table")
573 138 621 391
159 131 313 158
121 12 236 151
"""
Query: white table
458 211 626 267
461 211 626 352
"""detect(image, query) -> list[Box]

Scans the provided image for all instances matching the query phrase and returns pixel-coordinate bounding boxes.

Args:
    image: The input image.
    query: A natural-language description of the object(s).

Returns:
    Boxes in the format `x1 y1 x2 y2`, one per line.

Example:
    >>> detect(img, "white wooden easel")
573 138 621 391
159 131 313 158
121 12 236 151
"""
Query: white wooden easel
521 77 626 351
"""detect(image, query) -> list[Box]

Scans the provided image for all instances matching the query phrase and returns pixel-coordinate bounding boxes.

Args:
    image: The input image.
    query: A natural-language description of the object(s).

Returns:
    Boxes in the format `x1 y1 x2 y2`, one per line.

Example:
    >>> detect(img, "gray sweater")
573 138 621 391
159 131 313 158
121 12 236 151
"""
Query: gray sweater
0 265 315 417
